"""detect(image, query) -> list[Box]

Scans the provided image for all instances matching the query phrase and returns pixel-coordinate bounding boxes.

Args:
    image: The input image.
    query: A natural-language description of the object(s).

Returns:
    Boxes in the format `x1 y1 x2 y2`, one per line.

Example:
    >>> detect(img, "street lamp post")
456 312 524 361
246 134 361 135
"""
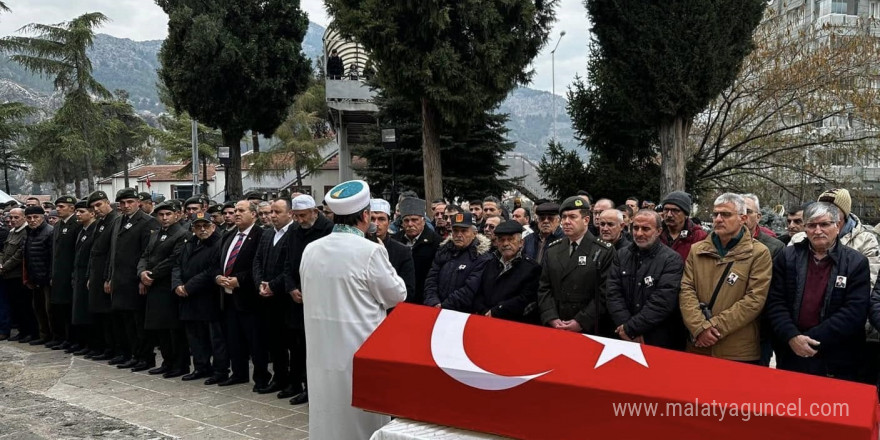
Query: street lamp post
551 30 566 141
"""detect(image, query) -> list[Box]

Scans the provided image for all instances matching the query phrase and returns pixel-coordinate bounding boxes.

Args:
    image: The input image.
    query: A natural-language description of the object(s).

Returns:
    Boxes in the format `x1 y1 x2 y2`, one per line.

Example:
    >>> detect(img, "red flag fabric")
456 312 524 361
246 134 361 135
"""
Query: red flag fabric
353 303 879 440
145 176 151 189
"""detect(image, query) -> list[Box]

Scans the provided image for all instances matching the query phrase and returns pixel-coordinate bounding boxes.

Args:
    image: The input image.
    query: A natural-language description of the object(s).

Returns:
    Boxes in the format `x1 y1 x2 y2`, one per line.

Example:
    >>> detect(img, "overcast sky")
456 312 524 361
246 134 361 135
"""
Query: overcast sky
0 0 590 97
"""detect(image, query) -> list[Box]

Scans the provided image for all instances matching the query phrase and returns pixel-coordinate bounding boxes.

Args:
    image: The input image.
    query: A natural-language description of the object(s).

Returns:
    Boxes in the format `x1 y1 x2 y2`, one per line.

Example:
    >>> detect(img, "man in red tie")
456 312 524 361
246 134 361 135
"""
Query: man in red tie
214 201 265 387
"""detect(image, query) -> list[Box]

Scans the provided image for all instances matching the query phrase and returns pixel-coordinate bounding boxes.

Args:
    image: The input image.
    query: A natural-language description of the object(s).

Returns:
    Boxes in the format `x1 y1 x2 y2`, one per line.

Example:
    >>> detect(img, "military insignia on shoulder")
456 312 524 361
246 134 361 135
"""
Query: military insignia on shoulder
548 238 563 247
595 237 612 248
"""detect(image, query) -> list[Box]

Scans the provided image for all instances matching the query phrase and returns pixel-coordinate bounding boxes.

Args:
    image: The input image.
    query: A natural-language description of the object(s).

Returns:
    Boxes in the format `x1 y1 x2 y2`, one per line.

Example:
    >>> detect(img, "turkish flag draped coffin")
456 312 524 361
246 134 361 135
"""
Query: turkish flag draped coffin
353 304 880 440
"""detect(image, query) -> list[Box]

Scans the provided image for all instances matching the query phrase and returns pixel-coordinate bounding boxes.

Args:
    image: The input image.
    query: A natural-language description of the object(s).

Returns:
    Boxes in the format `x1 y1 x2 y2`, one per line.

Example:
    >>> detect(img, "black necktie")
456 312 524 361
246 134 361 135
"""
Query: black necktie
570 241 577 256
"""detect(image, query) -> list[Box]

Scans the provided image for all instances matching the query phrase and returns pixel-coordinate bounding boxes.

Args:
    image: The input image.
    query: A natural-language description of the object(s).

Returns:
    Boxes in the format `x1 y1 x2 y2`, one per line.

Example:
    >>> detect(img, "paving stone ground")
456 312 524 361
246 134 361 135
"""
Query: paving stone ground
0 339 309 439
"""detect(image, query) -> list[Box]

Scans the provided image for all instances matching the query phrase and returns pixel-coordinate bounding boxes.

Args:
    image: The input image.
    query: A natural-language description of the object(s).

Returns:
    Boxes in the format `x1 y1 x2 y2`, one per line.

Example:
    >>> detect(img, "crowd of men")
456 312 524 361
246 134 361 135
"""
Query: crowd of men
2 182 880 436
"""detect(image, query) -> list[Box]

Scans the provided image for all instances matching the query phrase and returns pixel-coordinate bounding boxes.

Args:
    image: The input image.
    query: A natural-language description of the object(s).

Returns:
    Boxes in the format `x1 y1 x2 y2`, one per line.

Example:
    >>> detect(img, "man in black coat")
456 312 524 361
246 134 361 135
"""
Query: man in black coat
770 202 869 381
370 198 415 301
138 201 189 378
280 195 333 404
472 221 542 324
253 198 296 396
392 198 440 305
48 195 80 351
86 191 122 361
71 200 98 356
107 188 160 371
213 201 266 387
23 205 53 346
606 210 686 350
173 213 226 383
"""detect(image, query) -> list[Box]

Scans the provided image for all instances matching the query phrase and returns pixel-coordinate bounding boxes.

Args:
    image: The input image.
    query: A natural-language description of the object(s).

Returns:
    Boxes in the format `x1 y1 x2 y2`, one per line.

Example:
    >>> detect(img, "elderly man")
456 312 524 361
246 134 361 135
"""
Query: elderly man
483 215 502 245
523 202 563 264
766 202 869 381
781 203 808 245
679 193 772 363
137 201 189 378
597 209 631 251
538 196 616 335
589 198 614 237
607 210 686 350
300 180 407 439
257 201 273 229
174 213 226 383
393 198 441 305
370 199 415 302
2 208 35 343
278 194 333 404
424 212 492 312
742 194 783 258
23 206 53 346
659 191 707 262
472 220 542 323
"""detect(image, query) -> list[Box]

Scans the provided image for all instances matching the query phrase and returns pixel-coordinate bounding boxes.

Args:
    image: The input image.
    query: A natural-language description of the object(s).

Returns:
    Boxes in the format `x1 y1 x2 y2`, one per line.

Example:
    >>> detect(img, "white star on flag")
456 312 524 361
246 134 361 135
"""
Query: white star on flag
584 335 649 369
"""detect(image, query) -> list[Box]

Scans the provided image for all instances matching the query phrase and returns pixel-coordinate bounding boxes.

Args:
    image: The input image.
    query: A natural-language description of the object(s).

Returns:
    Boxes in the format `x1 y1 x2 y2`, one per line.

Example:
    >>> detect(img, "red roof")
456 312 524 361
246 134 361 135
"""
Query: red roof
98 164 216 184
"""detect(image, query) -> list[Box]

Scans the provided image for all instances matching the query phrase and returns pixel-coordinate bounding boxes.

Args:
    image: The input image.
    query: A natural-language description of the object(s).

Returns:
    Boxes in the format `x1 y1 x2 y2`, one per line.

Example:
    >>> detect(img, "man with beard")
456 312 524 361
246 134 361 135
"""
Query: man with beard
174 213 226 383
392 198 440 305
280 194 333 404
370 199 415 301
87 191 122 361
607 210 686 350
472 220 542 323
659 191 707 261
107 188 160 372
138 201 190 378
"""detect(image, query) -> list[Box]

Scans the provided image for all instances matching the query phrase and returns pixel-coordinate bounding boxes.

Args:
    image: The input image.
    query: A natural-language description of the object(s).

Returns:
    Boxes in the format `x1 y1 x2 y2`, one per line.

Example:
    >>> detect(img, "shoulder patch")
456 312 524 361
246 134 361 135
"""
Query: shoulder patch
596 238 612 248
547 238 564 247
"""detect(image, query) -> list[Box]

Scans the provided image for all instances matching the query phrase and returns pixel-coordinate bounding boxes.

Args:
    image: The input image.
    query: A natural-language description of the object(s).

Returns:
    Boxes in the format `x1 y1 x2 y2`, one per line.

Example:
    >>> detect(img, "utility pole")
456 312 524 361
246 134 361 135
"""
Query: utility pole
551 30 566 141
191 119 200 196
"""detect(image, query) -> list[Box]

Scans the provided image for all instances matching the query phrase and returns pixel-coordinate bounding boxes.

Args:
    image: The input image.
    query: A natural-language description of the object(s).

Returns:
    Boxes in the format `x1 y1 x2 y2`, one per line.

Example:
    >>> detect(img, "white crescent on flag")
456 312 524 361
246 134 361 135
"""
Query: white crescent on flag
430 310 551 391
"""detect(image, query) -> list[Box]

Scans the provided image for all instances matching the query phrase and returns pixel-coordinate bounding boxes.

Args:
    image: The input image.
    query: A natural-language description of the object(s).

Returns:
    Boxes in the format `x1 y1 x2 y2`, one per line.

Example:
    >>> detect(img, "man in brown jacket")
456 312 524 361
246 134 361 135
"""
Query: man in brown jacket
679 193 772 363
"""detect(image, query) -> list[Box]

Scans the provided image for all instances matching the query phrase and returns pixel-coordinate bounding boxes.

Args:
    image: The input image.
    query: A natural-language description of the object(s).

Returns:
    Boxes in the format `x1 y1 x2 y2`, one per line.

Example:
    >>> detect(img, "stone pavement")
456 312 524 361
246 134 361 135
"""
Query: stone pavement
0 340 309 439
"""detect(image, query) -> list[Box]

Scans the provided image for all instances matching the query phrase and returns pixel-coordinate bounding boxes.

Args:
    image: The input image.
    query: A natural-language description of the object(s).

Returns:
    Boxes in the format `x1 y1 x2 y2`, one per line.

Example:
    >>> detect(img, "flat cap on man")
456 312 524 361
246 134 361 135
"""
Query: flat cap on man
535 202 560 216
184 196 206 207
24 206 44 216
154 201 175 213
206 204 223 214
494 220 524 235
74 199 89 209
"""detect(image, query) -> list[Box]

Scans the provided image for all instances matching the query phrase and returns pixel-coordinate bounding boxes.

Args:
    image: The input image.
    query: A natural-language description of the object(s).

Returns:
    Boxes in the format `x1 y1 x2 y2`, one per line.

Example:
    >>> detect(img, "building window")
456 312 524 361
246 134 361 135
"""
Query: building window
831 0 858 14
871 1 879 17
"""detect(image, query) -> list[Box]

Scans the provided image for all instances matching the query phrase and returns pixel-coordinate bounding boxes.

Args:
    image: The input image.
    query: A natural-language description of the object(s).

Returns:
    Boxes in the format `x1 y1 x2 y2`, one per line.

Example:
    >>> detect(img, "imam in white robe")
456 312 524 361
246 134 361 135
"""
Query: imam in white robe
300 230 407 440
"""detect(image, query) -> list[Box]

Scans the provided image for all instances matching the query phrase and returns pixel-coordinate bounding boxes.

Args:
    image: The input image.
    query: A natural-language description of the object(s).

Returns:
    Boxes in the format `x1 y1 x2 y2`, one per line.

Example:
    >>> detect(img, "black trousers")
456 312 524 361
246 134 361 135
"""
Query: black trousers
48 302 71 342
225 305 270 386
288 326 307 390
154 328 190 372
184 320 228 377
7 279 37 338
115 309 154 362
93 312 117 354
263 306 290 387
31 285 51 340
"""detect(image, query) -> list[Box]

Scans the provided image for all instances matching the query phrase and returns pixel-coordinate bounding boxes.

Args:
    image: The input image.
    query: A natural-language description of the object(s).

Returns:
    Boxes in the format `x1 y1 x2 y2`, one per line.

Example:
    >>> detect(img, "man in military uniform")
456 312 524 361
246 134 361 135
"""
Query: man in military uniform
537 196 617 336
107 188 160 372
48 195 81 352
221 201 237 237
208 204 224 228
87 191 122 361
138 201 190 378
70 199 97 356
139 192 155 216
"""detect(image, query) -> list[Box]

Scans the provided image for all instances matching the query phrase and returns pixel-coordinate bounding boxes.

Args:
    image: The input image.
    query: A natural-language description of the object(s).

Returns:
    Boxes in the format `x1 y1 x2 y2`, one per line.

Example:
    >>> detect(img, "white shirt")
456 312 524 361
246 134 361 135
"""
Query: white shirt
13 224 26 233
223 224 254 272
300 232 407 440
273 221 293 246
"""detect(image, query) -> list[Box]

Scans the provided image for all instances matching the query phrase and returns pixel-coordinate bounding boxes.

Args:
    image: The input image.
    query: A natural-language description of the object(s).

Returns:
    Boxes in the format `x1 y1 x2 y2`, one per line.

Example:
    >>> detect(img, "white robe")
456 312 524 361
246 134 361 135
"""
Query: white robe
300 231 407 440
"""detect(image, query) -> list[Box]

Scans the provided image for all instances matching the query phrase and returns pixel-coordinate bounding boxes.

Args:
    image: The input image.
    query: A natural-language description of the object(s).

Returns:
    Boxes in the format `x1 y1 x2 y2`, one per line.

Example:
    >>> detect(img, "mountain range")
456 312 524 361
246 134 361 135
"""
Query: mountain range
0 21 577 162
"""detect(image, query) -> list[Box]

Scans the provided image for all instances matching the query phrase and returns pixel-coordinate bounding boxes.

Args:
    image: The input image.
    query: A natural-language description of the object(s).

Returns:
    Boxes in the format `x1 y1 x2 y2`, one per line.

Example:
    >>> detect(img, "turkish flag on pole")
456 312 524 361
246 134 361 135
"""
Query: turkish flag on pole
145 176 151 189
353 304 879 440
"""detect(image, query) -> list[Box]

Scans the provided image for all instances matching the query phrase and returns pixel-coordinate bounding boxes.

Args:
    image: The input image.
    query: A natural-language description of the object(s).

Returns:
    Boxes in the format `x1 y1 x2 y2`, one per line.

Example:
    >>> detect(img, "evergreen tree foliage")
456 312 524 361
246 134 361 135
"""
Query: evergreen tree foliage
157 0 311 200
355 91 514 202
584 0 765 195
326 0 556 202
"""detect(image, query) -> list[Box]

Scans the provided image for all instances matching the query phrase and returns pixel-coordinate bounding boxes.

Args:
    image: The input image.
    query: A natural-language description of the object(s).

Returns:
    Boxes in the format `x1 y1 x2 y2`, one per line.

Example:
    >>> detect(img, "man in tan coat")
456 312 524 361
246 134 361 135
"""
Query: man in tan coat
679 193 772 363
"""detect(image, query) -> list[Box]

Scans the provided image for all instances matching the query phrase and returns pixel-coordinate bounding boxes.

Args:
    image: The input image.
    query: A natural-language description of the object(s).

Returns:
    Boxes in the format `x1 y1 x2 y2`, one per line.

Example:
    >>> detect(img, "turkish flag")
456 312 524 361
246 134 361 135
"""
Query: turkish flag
145 176 151 189
353 304 879 440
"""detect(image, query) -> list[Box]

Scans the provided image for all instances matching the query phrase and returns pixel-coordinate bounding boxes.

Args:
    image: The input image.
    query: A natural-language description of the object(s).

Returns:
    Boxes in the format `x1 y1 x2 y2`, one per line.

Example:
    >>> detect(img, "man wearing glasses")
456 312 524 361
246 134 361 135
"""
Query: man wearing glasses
523 202 563 264
679 193 772 364
659 191 707 262
766 202 868 381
